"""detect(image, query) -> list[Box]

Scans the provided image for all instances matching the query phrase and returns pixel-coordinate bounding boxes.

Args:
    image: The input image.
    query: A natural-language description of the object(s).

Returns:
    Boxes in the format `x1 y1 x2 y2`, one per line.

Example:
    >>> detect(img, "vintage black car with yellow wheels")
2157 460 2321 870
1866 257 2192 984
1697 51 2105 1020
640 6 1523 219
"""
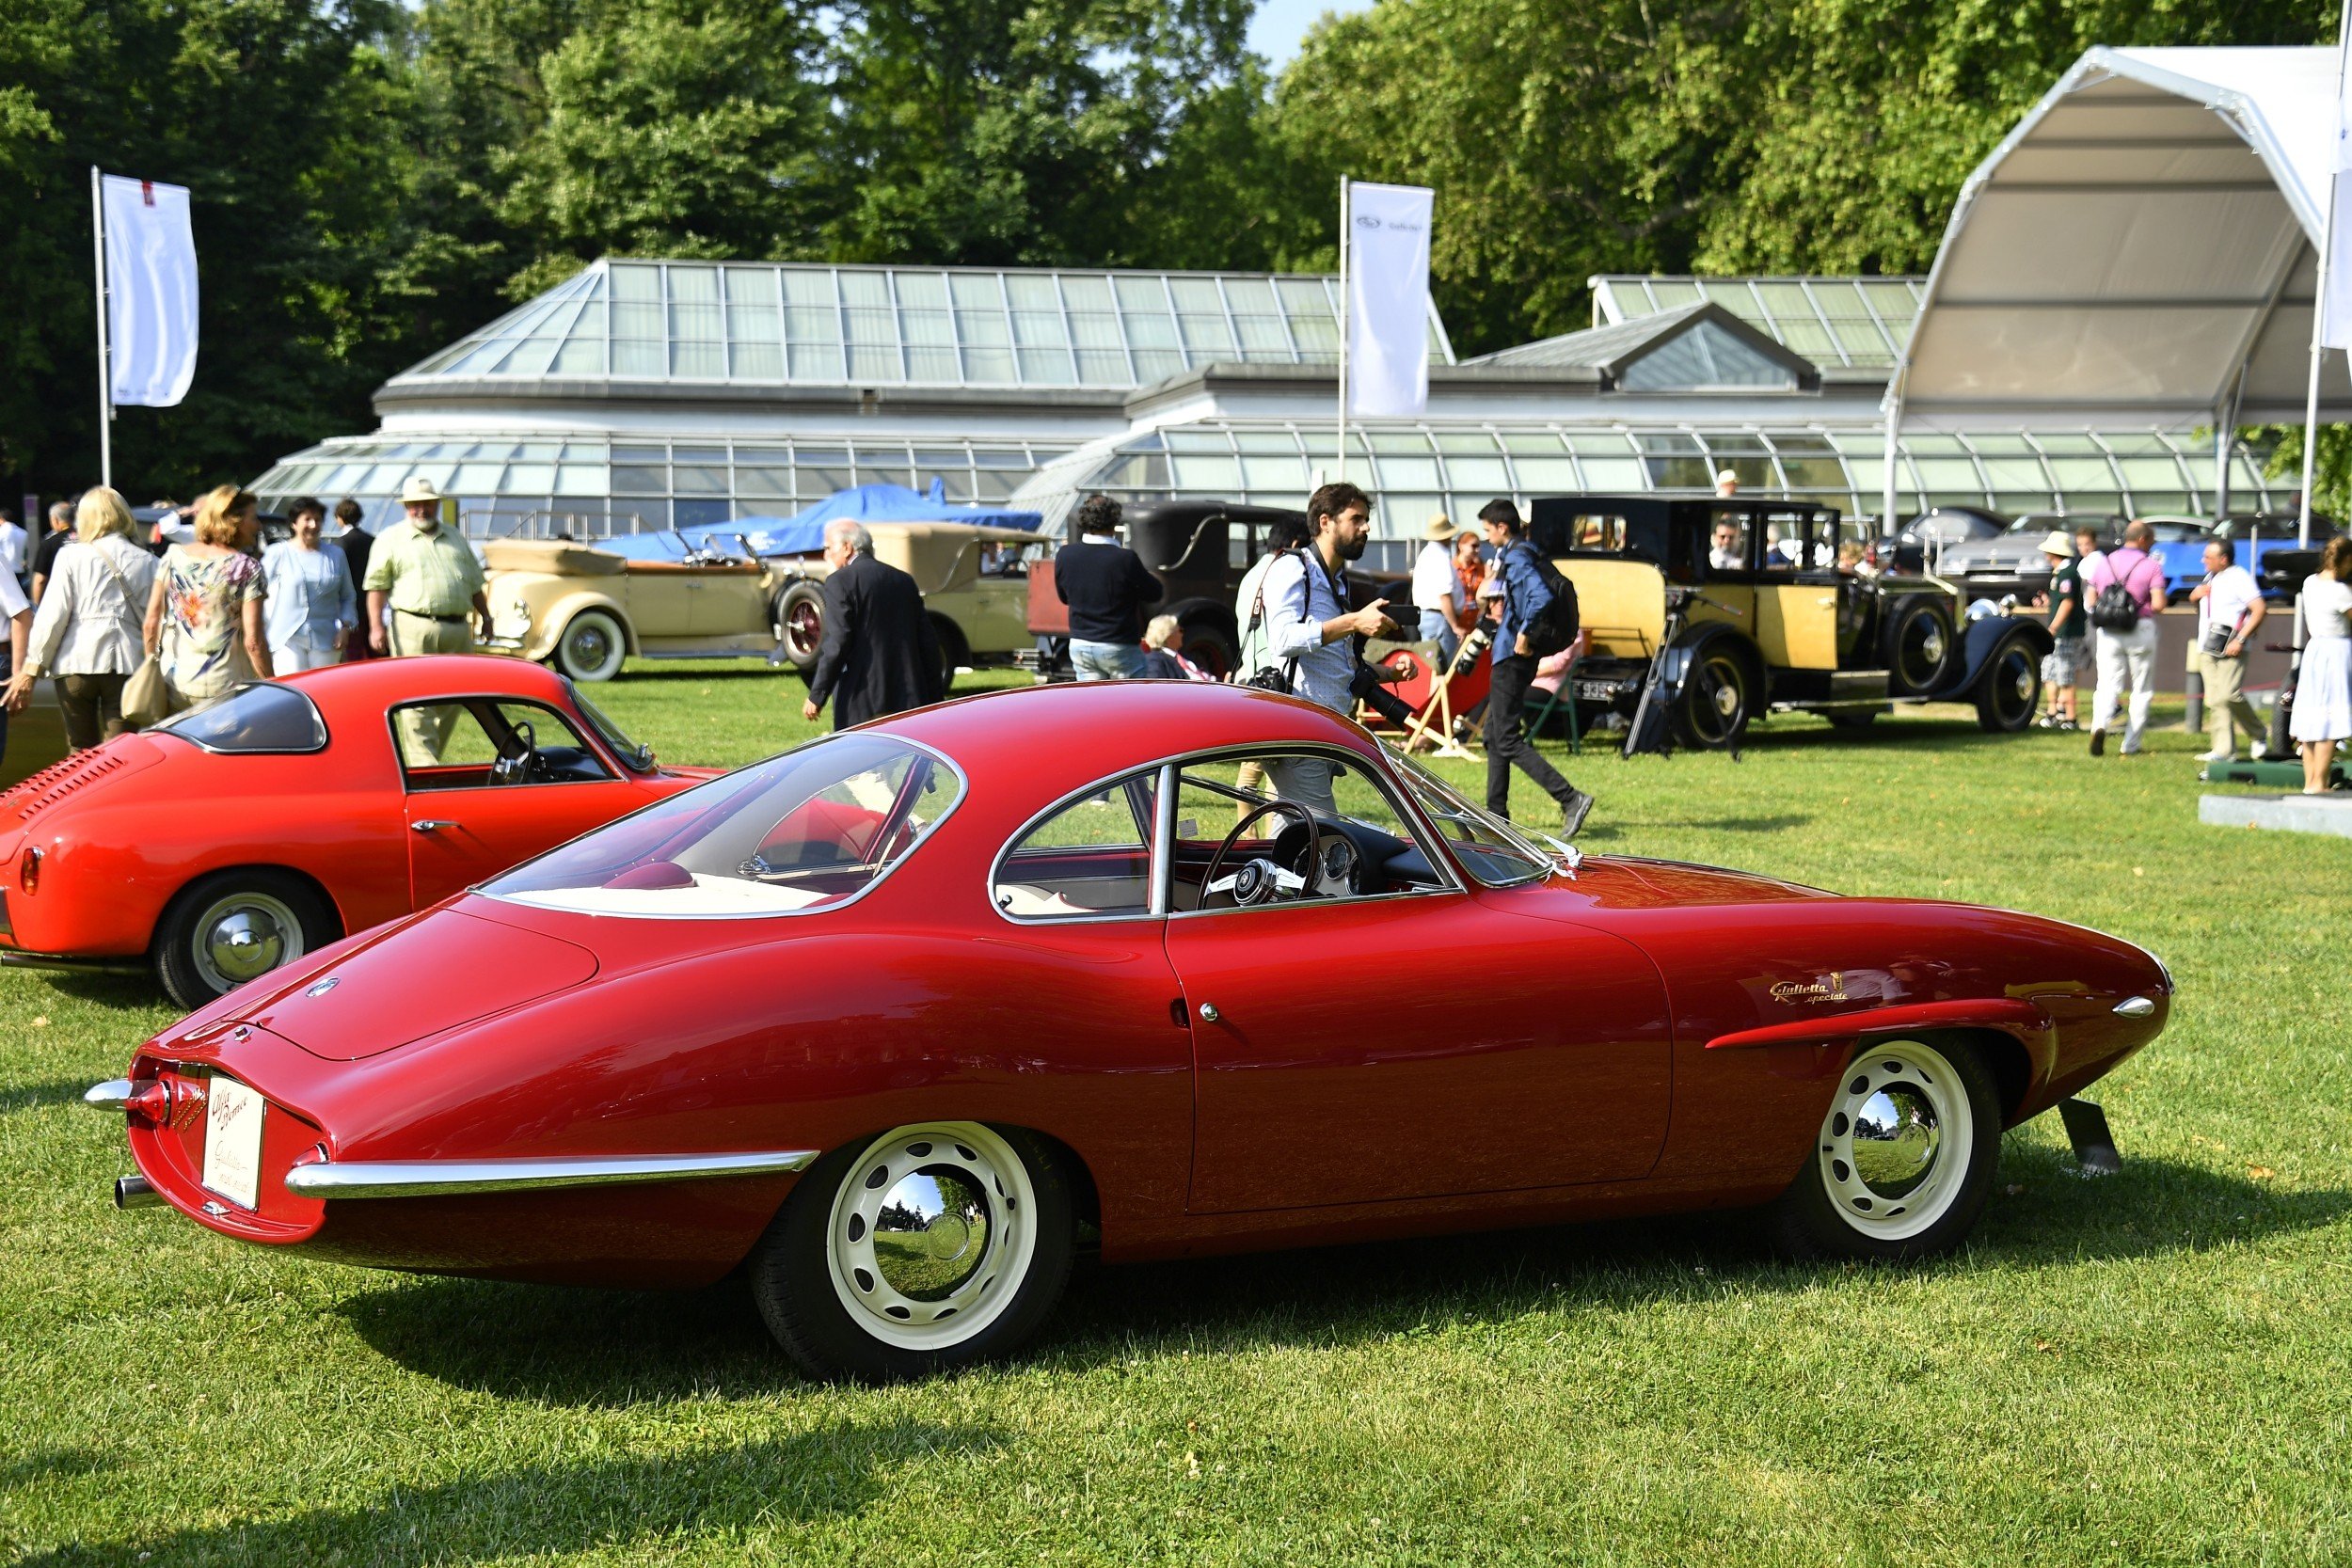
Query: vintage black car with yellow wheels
1530 496 2052 752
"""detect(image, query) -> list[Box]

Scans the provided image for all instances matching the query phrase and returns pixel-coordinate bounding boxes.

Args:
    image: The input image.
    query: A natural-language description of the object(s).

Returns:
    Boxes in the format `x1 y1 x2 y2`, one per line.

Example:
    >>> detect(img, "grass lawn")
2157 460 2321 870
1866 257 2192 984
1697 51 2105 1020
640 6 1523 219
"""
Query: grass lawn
5 664 2348 1565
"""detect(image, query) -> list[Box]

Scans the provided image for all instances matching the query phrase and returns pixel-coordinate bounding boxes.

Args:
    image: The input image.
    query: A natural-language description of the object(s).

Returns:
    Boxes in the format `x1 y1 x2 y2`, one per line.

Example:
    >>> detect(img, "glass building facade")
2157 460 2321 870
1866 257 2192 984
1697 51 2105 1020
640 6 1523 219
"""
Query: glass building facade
1588 276 1925 368
1010 422 2280 535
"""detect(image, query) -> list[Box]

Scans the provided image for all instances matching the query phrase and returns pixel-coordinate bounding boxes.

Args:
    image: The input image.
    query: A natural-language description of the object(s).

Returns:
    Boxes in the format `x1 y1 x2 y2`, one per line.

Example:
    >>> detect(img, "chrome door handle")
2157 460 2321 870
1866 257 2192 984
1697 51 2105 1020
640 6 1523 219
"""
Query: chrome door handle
411 819 457 832
1198 1003 1221 1022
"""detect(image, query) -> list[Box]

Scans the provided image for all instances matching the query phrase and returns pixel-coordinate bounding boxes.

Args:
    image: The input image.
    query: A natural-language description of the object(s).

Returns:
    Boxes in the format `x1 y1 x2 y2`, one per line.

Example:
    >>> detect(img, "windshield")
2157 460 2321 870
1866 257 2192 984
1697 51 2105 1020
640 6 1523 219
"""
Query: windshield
485 734 961 918
151 683 326 754
565 681 654 771
1381 744 1555 886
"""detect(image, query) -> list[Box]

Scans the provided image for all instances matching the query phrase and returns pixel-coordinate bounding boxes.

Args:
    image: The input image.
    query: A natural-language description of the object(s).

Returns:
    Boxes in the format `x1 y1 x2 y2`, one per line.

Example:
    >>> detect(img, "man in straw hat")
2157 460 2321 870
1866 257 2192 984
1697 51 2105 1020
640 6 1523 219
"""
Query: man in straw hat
363 476 488 759
2031 527 2085 731
1409 512 1471 664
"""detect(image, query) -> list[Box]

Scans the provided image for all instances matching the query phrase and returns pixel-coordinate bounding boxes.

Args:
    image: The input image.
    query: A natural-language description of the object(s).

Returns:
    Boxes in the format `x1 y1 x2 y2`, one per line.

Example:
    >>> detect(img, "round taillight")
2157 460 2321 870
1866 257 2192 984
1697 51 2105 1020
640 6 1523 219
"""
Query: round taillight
18 846 40 894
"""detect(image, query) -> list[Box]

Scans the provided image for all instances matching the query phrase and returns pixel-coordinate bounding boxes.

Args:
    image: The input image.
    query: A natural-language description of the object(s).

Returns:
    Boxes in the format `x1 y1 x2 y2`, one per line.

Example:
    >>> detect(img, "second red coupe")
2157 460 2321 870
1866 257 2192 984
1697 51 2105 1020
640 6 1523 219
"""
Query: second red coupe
3 656 715 1006
89 682 2169 1380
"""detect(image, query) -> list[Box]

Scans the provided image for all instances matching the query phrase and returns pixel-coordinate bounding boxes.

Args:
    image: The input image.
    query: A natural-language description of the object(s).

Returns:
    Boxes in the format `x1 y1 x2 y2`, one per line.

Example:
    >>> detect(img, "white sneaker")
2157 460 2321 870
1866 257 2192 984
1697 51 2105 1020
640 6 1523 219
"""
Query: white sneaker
2251 742 2273 761
2197 749 2234 763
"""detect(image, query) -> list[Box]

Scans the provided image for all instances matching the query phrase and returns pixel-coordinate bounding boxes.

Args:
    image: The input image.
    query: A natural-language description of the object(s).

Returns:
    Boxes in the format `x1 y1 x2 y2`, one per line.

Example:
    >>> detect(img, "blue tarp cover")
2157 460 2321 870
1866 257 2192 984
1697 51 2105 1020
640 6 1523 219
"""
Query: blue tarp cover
594 482 1042 562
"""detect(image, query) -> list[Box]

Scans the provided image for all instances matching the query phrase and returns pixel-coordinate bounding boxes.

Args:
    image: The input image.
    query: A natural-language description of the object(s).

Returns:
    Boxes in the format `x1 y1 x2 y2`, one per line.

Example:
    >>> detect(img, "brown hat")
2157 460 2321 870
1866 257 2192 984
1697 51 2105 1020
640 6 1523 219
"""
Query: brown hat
1422 514 1454 542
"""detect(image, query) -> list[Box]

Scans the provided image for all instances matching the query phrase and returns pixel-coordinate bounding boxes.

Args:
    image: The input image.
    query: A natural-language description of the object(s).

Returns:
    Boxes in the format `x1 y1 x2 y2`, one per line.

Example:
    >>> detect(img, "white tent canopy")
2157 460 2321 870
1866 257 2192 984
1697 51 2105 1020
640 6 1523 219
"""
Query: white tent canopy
1894 46 2352 433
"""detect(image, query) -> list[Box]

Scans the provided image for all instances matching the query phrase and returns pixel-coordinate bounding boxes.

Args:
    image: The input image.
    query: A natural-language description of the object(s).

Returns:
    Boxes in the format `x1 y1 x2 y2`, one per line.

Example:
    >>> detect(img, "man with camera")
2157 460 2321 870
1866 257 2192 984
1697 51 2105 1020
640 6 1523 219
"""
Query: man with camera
1257 481 1405 814
1480 499 1595 836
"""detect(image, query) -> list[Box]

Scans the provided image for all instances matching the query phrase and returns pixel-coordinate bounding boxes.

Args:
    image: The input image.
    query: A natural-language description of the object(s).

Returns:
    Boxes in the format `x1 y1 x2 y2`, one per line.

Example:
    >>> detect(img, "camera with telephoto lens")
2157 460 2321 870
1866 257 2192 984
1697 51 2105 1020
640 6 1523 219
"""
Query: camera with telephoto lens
1451 622 1493 679
1348 659 1418 727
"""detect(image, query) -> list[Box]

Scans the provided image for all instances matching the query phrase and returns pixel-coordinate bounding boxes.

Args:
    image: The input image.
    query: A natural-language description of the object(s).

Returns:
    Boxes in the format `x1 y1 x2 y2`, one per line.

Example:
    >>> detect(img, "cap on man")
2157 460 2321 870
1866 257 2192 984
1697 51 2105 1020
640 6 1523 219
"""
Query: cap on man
1713 469 1740 499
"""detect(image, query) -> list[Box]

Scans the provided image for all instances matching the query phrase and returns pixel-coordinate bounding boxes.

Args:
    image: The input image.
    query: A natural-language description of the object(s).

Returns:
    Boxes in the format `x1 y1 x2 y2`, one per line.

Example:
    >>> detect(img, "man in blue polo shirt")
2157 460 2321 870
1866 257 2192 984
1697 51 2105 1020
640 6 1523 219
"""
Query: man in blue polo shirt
1481 499 1594 836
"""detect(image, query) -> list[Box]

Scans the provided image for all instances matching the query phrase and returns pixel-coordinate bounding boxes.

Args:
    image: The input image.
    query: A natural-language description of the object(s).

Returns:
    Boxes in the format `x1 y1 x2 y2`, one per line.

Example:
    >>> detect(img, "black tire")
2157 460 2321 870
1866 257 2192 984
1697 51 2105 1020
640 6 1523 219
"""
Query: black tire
930 615 968 697
1175 615 1237 682
1882 597 1957 697
1767 1036 2002 1263
1973 635 2042 733
151 868 341 1011
1669 641 1754 751
748 1122 1074 1382
775 582 826 675
552 609 627 683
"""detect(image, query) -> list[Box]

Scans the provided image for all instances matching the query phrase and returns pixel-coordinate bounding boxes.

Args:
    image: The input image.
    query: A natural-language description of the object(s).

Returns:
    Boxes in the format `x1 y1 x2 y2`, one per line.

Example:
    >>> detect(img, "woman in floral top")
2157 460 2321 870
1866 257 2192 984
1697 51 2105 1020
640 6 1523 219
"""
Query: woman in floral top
144 483 271 711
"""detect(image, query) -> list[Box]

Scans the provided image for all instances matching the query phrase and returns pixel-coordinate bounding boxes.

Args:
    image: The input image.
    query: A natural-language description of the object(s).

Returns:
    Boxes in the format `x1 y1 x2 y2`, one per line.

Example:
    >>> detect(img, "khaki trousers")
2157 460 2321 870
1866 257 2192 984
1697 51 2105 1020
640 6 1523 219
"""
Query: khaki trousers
389 612 475 762
2196 647 2265 755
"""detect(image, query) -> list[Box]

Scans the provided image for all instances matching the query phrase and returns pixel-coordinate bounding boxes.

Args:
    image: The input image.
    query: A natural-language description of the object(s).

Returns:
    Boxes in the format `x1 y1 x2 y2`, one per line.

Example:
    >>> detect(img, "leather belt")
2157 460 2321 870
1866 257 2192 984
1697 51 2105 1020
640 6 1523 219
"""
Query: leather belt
397 609 472 625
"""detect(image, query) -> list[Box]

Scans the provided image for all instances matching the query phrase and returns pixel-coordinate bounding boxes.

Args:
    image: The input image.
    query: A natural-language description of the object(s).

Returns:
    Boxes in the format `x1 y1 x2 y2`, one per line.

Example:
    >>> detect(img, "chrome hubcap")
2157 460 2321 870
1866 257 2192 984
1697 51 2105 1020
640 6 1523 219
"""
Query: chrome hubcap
1920 626 1946 663
1816 1040 1973 1242
1711 675 1740 718
2011 657 2034 701
826 1123 1036 1351
567 625 612 667
193 892 305 992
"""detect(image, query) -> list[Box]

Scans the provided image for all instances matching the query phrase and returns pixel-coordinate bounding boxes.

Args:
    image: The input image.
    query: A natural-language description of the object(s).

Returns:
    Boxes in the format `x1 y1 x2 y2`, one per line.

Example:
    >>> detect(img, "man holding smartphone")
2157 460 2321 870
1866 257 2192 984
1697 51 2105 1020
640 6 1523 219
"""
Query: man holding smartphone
1260 482 1402 814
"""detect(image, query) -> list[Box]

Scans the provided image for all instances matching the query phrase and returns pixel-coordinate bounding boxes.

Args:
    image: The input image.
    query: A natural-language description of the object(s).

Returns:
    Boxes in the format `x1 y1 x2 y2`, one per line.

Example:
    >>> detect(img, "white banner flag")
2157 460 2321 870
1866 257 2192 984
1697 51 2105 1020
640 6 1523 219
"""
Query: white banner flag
2322 36 2352 350
101 174 199 407
1345 181 1433 417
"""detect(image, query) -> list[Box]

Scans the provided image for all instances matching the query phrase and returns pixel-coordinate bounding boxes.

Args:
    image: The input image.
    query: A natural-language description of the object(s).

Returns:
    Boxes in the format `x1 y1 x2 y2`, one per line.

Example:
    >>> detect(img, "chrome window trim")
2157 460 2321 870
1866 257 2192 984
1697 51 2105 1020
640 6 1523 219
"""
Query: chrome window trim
284 1148 819 1199
476 733 968 923
149 682 329 756
986 740 1464 929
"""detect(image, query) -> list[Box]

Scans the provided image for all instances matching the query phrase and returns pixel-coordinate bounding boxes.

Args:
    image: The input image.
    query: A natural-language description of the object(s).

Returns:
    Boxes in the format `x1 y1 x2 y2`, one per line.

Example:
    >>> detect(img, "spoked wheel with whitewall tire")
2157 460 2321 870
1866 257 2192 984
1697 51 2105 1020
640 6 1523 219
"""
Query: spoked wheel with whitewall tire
151 868 341 1010
749 1122 1074 1382
1882 597 1957 697
1768 1037 2002 1262
1973 635 2043 733
776 582 826 674
1669 641 1753 752
552 609 627 683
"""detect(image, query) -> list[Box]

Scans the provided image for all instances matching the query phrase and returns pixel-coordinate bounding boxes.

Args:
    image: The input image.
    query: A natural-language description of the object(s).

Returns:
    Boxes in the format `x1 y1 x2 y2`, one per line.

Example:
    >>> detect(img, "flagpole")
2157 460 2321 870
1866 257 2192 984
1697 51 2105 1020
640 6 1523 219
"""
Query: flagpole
1336 177 1350 483
2300 0 2352 549
90 166 112 490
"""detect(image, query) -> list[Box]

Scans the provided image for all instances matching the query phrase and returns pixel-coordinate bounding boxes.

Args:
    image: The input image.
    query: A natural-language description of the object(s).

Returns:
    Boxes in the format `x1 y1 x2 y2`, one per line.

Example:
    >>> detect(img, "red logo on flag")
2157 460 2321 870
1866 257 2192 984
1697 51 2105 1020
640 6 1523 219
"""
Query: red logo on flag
140 181 154 206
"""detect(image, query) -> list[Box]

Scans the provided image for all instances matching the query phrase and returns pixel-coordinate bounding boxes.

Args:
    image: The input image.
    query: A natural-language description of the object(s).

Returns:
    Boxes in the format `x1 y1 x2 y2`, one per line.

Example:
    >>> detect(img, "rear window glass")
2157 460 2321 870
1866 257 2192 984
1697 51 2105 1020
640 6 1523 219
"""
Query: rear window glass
485 734 961 919
150 683 326 754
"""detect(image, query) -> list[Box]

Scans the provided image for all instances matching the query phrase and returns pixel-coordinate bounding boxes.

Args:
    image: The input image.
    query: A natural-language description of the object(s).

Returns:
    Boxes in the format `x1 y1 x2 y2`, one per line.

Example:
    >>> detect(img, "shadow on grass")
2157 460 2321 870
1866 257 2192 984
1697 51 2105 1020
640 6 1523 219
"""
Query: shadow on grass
0 1447 117 1492
1579 813 1811 840
337 1150 2344 1404
0 1078 109 1116
15 1420 991 1567
19 972 166 1015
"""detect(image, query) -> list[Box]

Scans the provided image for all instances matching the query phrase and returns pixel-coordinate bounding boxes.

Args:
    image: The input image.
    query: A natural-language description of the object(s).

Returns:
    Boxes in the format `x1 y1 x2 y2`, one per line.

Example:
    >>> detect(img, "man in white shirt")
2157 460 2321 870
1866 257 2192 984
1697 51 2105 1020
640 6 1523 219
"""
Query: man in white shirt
1260 482 1398 812
0 508 24 587
1708 518 1746 571
2188 537 2269 763
1409 514 1470 665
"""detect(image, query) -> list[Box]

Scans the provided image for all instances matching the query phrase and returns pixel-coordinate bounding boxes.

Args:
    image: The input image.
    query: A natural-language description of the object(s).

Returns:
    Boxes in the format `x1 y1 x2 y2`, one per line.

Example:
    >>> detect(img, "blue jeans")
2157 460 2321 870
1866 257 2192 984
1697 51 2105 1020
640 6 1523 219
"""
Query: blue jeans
1419 610 1461 669
1071 640 1147 681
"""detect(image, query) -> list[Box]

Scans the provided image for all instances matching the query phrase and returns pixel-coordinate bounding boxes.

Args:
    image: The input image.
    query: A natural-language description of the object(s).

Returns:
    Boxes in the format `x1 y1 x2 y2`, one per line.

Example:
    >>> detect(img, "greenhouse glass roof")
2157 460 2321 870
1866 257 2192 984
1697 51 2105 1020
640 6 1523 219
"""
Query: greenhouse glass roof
1588 277 1927 369
389 259 1454 391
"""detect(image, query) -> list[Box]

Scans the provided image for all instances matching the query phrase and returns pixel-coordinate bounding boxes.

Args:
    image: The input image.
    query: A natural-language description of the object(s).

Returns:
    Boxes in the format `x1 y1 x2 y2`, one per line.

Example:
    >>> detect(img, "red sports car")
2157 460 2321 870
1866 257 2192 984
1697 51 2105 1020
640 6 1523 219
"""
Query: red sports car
5 656 715 1007
87 682 2169 1380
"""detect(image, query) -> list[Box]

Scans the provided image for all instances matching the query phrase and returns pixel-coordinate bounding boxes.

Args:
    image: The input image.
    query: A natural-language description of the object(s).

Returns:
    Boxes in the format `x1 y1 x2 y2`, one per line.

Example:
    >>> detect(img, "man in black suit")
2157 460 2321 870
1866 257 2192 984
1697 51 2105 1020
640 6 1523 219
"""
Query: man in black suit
802 519 944 729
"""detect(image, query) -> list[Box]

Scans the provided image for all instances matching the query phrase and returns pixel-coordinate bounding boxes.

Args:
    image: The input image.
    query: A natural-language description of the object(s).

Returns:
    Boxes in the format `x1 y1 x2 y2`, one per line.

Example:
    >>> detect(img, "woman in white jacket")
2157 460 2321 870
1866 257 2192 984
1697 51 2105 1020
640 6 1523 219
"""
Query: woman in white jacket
2 486 158 752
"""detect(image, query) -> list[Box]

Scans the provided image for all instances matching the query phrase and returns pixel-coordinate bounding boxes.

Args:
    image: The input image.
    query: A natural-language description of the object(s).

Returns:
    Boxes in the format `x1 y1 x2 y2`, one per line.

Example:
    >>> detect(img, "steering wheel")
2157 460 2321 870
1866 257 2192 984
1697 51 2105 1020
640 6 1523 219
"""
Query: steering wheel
491 718 537 785
1199 799 1320 909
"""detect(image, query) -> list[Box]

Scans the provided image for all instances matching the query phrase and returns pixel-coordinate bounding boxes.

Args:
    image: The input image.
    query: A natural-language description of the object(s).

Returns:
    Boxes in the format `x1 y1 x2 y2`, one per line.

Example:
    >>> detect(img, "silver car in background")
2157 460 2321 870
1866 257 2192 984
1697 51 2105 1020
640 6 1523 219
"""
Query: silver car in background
1942 512 2124 596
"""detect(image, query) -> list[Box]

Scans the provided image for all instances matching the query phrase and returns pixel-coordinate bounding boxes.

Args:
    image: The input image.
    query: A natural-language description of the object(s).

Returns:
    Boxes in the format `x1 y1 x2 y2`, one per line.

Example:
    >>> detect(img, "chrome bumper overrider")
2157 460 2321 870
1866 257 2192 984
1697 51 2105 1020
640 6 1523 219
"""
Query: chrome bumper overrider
282 1148 820 1199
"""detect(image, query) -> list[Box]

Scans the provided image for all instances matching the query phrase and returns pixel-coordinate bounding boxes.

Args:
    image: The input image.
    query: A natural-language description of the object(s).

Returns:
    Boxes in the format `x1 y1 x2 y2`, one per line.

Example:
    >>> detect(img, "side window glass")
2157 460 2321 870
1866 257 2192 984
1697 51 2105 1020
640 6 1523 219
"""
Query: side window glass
394 701 612 790
994 774 1157 920
1168 751 1446 911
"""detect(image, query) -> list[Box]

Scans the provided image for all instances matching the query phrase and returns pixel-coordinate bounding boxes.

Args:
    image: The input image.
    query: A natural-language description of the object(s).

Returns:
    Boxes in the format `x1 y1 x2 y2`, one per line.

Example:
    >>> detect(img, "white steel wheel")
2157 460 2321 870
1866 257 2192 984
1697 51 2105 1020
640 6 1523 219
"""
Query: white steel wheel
749 1121 1074 1381
826 1123 1037 1351
1770 1037 2001 1261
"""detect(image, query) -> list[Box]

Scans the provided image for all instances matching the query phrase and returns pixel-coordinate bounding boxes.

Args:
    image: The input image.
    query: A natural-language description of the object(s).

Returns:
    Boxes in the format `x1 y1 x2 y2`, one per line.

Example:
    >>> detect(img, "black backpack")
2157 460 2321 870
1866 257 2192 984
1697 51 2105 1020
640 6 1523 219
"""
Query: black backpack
2089 552 2147 633
1509 546 1581 658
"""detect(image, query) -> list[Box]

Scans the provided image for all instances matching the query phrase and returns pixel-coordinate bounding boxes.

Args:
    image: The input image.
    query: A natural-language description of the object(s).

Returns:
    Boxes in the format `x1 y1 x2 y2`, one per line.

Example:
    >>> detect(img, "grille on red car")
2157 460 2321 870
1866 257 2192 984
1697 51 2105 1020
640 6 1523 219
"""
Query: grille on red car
3 751 127 823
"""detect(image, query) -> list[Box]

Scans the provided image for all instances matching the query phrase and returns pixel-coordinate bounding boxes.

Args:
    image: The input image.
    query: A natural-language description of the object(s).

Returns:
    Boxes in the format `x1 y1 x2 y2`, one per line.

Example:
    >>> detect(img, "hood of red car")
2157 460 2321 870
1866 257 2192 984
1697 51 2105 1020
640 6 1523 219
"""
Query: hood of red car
234 908 600 1061
1573 856 1835 910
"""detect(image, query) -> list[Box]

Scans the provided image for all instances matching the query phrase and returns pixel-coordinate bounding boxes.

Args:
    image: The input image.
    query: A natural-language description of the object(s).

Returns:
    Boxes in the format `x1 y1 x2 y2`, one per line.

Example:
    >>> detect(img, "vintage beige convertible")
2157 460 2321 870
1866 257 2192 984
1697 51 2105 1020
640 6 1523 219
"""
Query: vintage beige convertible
484 525 1041 686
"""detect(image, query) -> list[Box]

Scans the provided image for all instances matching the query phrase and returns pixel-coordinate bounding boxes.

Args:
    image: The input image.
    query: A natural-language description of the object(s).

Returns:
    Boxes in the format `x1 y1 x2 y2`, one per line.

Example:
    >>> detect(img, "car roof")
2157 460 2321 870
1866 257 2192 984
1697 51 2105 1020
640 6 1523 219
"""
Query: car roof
879 681 1379 802
275 655 576 719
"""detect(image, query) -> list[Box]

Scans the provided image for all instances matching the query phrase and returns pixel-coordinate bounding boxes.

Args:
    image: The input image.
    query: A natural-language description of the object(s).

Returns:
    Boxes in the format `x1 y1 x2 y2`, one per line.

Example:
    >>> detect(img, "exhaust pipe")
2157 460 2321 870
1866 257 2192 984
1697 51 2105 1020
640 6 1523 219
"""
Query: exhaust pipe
114 1175 163 1210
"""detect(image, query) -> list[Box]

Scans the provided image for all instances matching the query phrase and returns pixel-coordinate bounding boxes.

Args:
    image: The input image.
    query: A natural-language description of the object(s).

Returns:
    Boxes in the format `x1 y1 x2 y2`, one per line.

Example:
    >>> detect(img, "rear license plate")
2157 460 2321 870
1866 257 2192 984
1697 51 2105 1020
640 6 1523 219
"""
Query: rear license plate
202 1076 265 1211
